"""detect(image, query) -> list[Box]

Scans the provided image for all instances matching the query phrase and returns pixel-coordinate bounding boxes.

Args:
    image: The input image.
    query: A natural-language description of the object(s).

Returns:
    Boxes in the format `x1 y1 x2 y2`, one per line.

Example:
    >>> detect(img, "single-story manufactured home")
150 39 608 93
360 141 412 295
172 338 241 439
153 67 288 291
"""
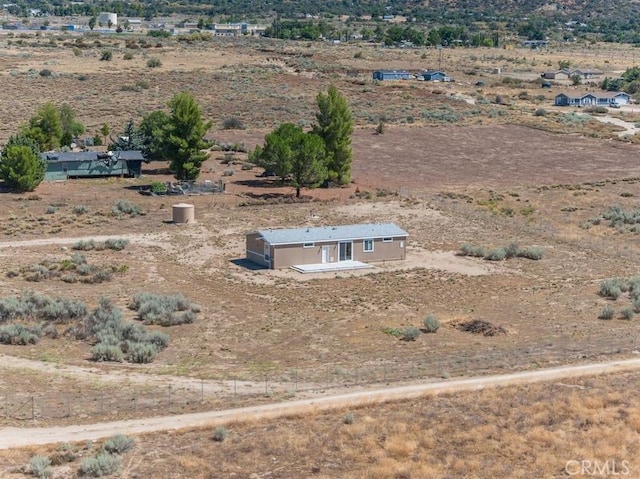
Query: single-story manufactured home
554 91 630 107
421 70 451 82
42 150 144 181
372 70 412 81
246 223 408 270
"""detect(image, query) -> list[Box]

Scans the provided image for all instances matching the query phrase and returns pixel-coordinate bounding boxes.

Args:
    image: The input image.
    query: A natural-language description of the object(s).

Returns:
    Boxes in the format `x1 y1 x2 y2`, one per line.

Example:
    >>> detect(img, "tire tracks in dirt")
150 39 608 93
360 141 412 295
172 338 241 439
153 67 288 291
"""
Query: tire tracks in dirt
2 357 640 449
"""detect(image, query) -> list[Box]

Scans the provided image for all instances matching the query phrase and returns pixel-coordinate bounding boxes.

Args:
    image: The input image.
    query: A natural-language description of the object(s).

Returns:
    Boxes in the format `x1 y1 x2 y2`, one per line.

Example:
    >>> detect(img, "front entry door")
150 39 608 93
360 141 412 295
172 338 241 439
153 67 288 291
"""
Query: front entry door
338 242 352 261
321 246 331 264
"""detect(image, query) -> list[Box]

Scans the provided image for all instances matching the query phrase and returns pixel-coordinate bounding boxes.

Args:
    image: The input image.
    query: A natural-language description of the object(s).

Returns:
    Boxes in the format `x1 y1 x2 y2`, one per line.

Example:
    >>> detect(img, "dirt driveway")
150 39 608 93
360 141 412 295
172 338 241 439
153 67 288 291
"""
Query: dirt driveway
3 357 640 449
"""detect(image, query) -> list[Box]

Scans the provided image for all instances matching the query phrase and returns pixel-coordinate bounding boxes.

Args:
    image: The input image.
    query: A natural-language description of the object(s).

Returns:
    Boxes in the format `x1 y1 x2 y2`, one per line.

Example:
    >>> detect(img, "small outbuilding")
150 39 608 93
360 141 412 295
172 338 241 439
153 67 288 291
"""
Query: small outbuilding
42 150 144 181
246 223 408 270
372 70 412 81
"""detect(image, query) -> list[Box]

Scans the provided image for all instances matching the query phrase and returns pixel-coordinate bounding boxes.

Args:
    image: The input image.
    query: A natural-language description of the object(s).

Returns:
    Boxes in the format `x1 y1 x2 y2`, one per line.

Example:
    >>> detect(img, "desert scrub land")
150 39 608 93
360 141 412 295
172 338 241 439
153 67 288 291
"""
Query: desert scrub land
2 371 640 478
0 34 639 141
2 32 640 477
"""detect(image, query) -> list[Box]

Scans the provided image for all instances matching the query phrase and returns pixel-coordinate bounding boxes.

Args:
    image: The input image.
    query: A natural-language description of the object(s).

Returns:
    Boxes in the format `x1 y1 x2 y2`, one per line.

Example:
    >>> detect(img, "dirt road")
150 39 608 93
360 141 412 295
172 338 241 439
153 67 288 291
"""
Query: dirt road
3 357 640 450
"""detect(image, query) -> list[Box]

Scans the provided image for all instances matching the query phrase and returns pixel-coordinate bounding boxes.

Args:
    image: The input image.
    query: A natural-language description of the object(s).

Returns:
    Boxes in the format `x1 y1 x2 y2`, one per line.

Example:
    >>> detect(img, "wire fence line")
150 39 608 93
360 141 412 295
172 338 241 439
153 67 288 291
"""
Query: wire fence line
2 334 639 423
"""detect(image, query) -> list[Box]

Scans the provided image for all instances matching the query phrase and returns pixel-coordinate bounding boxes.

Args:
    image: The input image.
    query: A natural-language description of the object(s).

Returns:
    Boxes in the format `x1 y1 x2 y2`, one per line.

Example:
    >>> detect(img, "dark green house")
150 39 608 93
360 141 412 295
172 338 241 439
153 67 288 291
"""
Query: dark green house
42 151 144 181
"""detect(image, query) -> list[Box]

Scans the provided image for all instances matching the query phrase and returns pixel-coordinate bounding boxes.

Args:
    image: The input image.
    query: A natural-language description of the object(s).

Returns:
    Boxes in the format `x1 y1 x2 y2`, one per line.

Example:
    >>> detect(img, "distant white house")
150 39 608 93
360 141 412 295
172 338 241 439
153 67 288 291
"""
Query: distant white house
554 91 630 107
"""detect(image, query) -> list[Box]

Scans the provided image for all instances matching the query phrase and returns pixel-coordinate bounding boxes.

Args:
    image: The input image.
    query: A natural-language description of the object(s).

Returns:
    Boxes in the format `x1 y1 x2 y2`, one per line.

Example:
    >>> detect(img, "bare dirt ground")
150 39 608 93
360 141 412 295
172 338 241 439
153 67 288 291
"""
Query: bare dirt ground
1 35 640 477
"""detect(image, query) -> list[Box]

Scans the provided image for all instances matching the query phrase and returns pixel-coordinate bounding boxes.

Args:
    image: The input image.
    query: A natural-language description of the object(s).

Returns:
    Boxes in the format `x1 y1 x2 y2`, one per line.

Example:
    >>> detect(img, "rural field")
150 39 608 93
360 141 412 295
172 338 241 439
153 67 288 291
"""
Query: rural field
2 30 640 477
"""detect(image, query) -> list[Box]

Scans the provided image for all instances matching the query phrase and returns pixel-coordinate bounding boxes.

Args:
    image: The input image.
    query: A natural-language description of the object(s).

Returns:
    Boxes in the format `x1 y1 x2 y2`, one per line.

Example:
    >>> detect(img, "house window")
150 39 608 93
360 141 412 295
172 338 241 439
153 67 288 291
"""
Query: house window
363 239 374 252
382 237 393 243
303 242 315 248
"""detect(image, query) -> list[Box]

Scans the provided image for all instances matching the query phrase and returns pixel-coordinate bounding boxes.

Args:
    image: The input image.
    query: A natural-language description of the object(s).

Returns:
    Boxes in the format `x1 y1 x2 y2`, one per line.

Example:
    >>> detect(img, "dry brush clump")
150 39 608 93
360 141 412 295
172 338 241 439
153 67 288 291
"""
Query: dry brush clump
0 292 174 364
128 292 201 326
10 252 126 285
459 242 543 261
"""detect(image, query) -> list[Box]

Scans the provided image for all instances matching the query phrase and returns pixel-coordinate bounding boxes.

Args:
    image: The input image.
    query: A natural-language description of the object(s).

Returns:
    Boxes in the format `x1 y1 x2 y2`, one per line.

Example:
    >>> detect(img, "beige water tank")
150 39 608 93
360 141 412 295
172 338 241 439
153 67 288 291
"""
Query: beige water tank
172 203 195 224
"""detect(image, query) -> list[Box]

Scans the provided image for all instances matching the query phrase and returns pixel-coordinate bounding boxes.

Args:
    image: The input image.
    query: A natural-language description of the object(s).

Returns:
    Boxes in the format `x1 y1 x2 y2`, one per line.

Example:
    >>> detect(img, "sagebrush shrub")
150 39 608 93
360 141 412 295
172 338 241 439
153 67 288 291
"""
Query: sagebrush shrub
459 243 485 258
484 247 507 261
598 306 615 320
212 426 228 442
620 308 635 320
126 342 158 363
343 413 355 425
73 239 96 251
112 199 141 217
73 205 89 215
104 238 129 251
130 292 199 326
402 326 421 341
423 314 440 333
599 279 622 300
80 452 120 477
0 324 40 345
516 246 544 260
28 454 51 478
91 343 124 362
103 434 134 454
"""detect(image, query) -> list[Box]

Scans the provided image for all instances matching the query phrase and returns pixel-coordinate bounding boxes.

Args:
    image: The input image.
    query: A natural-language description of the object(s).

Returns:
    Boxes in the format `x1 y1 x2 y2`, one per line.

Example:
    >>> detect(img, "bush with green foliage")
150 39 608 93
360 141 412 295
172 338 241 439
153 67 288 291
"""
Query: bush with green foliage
0 324 41 344
459 243 486 258
99 50 112 61
150 181 167 194
80 452 121 477
343 412 355 424
129 292 200 326
423 314 440 333
402 326 421 341
147 30 171 38
459 242 543 261
0 135 45 191
212 426 229 442
222 117 245 130
599 279 623 300
112 199 142 217
104 238 129 251
147 57 162 68
28 454 51 478
73 205 89 215
620 308 635 320
484 247 507 261
103 434 134 454
598 306 615 320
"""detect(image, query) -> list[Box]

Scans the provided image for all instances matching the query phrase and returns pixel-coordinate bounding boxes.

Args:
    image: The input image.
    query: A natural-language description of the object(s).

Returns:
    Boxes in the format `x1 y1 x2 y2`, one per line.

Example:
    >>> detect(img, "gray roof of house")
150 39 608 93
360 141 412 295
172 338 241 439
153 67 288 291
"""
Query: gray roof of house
556 91 628 100
257 223 408 245
422 70 445 75
41 151 144 163
375 70 410 74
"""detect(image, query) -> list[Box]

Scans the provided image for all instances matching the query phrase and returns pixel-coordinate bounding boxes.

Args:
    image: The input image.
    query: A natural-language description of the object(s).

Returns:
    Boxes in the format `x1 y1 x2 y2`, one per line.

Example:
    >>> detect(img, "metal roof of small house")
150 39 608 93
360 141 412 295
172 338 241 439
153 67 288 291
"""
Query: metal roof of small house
374 69 410 74
422 70 445 75
41 151 144 163
257 223 408 245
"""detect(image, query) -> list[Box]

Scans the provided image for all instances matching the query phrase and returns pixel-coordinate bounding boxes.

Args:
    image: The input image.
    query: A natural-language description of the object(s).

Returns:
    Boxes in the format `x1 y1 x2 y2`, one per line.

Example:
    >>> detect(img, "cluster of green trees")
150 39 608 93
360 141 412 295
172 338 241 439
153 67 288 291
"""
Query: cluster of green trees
0 91 212 191
0 102 85 192
264 19 336 41
601 67 640 94
250 86 353 197
109 91 212 180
